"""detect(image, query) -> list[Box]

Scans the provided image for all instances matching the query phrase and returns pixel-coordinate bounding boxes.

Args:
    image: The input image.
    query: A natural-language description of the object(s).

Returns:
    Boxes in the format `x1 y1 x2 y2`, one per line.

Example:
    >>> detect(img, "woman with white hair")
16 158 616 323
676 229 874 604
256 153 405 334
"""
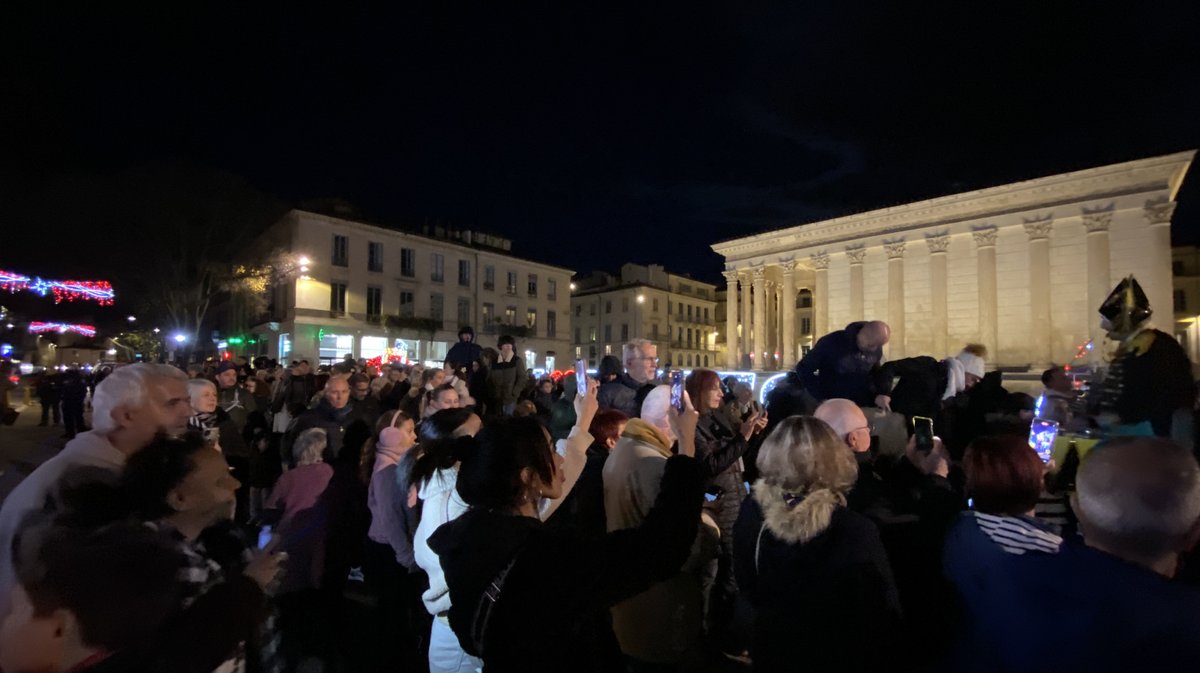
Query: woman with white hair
187 377 252 521
733 415 900 673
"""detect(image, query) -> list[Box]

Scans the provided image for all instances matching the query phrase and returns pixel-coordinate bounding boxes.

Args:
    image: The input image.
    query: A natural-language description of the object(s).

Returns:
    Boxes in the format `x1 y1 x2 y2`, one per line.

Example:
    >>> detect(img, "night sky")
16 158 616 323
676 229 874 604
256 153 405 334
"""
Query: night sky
3 3 1199 292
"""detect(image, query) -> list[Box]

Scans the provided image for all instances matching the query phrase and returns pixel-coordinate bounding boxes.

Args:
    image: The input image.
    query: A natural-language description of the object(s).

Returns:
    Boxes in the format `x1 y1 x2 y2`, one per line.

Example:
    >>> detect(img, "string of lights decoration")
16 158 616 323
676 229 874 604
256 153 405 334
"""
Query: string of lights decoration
0 269 115 305
29 322 98 337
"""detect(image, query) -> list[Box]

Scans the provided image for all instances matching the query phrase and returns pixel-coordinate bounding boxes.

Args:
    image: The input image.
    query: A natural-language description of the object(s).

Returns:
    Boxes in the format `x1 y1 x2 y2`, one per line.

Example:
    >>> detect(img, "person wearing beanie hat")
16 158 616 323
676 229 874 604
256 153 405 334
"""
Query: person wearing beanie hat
878 343 988 427
444 326 482 375
1093 276 1194 438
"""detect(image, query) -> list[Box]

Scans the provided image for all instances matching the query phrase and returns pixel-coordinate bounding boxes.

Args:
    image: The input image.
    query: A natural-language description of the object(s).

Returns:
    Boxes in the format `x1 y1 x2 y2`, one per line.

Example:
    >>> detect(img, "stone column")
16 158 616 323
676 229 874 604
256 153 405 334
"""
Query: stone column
752 267 767 371
775 285 784 368
926 232 950 357
1024 215 1054 367
740 271 752 367
973 226 999 357
764 278 776 369
1083 205 1113 363
722 269 739 370
884 239 906 359
781 260 797 368
1144 198 1177 328
847 245 867 322
811 252 830 338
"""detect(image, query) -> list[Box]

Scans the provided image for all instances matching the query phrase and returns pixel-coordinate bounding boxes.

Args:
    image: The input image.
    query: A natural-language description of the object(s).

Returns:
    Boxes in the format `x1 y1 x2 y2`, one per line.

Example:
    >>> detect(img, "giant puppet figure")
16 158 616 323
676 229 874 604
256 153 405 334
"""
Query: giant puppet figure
1094 276 1194 438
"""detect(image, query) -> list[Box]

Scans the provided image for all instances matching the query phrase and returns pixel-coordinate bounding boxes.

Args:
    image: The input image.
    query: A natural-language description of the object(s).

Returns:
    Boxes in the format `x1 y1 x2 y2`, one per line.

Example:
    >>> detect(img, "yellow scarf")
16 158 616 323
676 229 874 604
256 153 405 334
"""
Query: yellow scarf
621 418 673 457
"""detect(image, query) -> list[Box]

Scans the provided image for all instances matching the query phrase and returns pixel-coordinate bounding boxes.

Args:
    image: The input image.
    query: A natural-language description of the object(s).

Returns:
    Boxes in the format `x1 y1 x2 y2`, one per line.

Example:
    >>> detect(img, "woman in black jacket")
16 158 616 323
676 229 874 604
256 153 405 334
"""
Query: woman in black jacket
427 415 704 673
734 416 901 673
685 368 766 651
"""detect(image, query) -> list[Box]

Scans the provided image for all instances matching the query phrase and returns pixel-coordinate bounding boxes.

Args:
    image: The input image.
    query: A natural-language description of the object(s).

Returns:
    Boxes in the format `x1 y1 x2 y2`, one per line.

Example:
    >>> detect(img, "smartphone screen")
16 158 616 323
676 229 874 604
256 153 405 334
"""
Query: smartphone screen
1028 418 1059 463
574 359 588 397
257 525 273 551
912 416 934 453
669 370 685 413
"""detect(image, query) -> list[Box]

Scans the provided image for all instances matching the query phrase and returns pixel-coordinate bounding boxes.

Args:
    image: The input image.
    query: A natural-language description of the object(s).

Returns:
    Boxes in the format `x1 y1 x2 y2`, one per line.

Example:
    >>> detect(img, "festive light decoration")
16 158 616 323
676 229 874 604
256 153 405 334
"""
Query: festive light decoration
29 322 97 337
0 269 115 305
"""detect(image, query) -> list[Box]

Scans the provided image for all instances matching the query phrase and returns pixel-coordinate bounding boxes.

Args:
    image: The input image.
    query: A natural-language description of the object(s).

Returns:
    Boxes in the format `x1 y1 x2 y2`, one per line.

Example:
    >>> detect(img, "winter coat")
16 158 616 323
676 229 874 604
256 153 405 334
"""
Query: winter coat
879 355 949 422
733 480 901 673
597 378 639 418
272 372 317 415
603 420 718 663
428 455 704 673
796 321 889 406
487 355 527 407
693 412 749 536
264 462 334 593
217 384 258 433
286 399 355 465
940 512 1200 672
1097 328 1195 436
444 341 483 373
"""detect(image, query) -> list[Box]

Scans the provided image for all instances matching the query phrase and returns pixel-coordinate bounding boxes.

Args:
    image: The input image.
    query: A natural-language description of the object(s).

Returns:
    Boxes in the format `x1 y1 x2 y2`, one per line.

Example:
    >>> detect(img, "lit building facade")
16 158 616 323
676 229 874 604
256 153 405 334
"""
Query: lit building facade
1172 245 1200 364
247 209 572 370
570 263 719 369
714 151 1194 371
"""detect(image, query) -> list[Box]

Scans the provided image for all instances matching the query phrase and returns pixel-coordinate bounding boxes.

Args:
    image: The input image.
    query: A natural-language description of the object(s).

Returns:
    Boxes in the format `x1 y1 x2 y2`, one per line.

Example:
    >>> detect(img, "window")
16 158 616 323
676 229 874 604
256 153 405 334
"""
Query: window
621 323 629 341
687 305 693 320
704 355 709 367
653 298 659 312
526 309 537 332
652 323 659 339
687 354 692 367
590 303 596 316
703 307 709 322
457 297 470 327
361 336 388 360
506 271 518 295
798 289 813 308
574 327 581 343
1174 261 1185 276
484 265 496 291
589 327 597 343
1175 289 1187 312
528 274 538 297
332 235 349 267
368 242 383 272
801 317 812 335
622 297 629 312
430 293 444 322
547 311 557 338
668 301 672 314
431 253 444 282
366 286 383 318
605 301 612 314
678 303 684 317
676 354 682 366
605 344 612 356
548 279 557 300
458 260 471 287
505 306 517 324
575 305 582 317
330 281 347 315
604 325 612 342
589 345 597 359
399 290 415 317
575 346 582 358
400 248 416 277
482 303 494 327
687 328 693 348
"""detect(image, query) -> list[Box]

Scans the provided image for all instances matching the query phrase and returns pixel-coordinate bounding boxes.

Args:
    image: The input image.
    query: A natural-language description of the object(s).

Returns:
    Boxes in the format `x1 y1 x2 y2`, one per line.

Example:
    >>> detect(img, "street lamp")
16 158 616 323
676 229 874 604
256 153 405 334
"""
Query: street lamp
127 315 136 323
172 334 187 344
153 327 161 334
298 255 312 278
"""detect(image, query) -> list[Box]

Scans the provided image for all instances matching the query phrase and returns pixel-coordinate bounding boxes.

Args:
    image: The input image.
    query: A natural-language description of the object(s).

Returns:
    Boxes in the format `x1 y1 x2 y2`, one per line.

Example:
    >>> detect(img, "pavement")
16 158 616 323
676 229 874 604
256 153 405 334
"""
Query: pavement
0 390 80 504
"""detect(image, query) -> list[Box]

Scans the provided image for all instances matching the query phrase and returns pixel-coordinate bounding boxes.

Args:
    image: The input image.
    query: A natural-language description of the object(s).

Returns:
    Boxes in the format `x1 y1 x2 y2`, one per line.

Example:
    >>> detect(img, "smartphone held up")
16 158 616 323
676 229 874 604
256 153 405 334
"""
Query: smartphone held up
669 370 685 413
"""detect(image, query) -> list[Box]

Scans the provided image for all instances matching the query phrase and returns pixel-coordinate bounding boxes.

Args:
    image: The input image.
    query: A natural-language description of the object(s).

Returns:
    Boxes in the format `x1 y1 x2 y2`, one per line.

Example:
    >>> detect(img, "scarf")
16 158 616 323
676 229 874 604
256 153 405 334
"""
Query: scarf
943 357 966 400
373 444 407 472
621 418 673 457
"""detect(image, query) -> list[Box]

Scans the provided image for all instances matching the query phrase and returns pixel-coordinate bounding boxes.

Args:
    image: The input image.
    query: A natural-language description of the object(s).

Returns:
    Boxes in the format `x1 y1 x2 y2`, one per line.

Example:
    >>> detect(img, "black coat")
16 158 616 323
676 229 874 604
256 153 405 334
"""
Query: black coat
796 321 888 406
286 399 355 465
429 455 704 673
1098 328 1195 436
694 412 750 535
734 497 901 673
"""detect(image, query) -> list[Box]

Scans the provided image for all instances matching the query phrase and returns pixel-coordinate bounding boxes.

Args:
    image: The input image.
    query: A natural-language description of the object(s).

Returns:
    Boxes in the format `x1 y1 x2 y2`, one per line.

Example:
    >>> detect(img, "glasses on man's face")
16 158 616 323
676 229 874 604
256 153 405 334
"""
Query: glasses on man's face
847 424 874 437
634 356 659 363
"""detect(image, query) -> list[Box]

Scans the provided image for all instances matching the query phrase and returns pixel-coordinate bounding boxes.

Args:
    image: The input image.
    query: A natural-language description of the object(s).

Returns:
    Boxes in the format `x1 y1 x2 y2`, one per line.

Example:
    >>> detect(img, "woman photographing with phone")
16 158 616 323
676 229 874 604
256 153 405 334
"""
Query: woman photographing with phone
428 410 705 673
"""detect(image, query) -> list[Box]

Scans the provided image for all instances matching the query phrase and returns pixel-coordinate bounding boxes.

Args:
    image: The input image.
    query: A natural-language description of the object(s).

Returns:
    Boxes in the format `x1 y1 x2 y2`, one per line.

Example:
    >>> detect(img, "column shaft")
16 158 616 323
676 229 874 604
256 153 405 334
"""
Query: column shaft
930 251 948 357
752 269 767 371
1028 236 1052 366
885 241 906 359
781 264 796 367
723 271 739 370
740 273 752 368
975 228 999 357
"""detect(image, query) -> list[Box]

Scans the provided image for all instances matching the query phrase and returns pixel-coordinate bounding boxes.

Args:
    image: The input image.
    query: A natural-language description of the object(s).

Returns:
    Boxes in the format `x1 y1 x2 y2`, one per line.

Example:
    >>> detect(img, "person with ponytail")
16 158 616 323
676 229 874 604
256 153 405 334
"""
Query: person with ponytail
732 416 901 673
426 408 705 673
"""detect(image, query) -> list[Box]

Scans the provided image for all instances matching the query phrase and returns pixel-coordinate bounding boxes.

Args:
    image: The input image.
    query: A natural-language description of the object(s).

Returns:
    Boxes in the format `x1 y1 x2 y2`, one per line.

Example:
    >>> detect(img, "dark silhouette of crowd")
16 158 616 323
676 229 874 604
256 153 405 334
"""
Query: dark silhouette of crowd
3 287 1200 673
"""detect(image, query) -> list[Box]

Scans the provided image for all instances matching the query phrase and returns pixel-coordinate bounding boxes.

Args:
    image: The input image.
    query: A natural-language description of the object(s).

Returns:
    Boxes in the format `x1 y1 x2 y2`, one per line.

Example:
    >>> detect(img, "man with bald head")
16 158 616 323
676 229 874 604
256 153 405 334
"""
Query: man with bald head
797 320 893 409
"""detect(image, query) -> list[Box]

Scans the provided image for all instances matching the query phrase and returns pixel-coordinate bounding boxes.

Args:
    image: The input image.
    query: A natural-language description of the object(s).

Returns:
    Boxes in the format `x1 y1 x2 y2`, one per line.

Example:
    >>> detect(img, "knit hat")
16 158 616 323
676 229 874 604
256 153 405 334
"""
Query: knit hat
954 344 988 379
215 362 238 374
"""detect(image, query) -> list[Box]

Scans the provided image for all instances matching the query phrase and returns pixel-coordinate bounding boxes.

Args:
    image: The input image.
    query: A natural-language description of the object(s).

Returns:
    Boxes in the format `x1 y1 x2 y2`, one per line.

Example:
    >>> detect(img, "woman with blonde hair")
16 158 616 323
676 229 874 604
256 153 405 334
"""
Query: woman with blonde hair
733 415 901 673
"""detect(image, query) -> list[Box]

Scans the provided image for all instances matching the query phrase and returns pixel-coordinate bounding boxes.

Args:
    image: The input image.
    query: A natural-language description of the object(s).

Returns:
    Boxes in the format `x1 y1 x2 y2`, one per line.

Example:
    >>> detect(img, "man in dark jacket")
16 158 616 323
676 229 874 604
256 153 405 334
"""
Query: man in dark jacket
602 339 658 418
487 336 527 416
215 361 257 434
284 375 354 465
444 326 483 375
796 320 891 408
35 371 61 427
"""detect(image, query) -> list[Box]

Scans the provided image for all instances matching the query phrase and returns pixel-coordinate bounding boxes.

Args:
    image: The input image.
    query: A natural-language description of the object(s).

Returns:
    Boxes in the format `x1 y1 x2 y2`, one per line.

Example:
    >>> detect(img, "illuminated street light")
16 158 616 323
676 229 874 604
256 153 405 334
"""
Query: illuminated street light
153 327 161 334
127 315 137 322
172 334 187 344
637 294 645 304
569 282 577 291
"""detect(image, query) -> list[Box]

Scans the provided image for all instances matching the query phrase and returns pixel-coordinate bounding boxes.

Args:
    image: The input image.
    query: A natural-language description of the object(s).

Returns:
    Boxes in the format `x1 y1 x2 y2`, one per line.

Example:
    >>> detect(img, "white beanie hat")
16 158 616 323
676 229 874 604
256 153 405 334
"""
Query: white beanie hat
954 344 988 379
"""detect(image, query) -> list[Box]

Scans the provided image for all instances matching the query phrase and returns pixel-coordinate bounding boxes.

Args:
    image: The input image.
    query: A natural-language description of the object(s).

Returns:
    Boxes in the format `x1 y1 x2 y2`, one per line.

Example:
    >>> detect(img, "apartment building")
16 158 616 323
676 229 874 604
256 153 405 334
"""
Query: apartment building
246 209 572 370
570 263 719 369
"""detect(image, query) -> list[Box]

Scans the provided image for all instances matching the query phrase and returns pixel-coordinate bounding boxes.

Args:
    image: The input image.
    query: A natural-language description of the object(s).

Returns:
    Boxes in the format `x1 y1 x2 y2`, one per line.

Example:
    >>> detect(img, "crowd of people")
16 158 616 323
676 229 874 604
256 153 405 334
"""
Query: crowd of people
2 275 1200 673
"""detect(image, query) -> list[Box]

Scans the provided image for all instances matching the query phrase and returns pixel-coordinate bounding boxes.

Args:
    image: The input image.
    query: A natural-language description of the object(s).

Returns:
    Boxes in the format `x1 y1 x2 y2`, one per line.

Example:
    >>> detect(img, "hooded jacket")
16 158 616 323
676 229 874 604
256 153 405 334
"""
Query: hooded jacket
796 321 889 406
428 455 704 673
733 479 901 673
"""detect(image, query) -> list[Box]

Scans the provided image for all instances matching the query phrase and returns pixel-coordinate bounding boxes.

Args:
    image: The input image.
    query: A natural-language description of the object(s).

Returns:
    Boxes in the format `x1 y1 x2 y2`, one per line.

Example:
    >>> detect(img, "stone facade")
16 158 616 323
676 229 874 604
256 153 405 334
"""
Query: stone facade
713 151 1195 370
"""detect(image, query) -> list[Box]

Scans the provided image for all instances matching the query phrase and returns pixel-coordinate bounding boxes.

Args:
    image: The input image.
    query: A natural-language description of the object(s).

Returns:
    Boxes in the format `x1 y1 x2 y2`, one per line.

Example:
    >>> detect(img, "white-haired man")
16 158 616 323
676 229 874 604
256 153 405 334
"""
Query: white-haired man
604 385 709 668
600 338 659 418
0 362 192 618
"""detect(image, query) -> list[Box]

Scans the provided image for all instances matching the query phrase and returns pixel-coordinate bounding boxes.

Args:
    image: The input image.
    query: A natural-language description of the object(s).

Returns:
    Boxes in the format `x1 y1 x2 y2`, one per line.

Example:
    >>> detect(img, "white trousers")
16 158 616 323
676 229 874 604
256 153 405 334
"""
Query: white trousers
429 616 483 673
